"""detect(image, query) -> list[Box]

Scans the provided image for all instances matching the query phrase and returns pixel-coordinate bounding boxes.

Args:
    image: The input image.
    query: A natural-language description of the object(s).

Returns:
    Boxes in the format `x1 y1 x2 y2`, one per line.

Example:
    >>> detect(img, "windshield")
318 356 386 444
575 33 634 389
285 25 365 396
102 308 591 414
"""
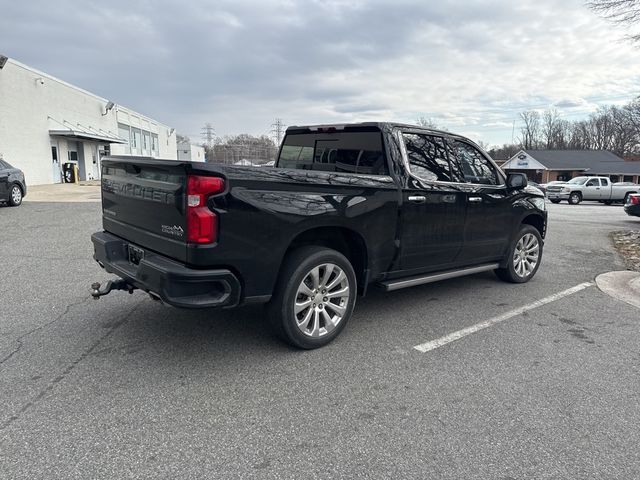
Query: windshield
567 177 588 185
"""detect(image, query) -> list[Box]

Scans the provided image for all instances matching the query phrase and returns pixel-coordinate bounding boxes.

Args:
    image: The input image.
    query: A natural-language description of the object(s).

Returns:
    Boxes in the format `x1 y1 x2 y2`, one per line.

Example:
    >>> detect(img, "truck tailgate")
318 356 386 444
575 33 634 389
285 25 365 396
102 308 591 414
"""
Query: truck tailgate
101 158 189 262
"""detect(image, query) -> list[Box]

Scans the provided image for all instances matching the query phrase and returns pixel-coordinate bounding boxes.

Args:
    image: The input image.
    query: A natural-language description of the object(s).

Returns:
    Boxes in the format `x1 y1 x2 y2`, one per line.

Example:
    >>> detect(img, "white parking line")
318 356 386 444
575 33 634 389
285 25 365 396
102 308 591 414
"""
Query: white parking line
413 282 595 353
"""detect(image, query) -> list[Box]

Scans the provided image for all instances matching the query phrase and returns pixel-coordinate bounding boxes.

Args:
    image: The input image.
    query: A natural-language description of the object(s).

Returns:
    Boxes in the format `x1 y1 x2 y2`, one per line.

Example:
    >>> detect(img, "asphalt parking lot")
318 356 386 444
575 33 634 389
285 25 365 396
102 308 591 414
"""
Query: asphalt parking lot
1 198 640 479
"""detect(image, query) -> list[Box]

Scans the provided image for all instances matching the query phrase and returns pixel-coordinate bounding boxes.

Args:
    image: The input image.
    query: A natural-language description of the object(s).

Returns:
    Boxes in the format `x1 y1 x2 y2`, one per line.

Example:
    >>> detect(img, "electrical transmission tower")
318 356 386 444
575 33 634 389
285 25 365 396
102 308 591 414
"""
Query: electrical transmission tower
271 118 285 145
201 123 215 148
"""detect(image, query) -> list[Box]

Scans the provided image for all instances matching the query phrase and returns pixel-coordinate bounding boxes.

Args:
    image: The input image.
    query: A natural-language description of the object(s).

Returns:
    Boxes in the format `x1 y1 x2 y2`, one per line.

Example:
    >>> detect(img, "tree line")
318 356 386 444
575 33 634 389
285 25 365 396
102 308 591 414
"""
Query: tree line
489 97 640 160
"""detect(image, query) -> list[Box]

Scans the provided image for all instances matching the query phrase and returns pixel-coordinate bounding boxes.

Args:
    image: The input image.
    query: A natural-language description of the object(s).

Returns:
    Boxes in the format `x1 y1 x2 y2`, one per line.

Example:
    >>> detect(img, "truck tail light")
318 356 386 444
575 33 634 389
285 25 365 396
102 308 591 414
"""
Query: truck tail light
186 175 225 244
631 195 640 205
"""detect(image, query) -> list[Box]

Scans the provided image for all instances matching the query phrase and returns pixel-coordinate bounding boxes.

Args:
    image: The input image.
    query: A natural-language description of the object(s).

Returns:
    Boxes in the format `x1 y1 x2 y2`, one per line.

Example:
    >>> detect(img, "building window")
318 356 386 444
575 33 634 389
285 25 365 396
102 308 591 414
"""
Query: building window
151 134 159 156
118 123 131 154
623 175 634 182
131 127 142 154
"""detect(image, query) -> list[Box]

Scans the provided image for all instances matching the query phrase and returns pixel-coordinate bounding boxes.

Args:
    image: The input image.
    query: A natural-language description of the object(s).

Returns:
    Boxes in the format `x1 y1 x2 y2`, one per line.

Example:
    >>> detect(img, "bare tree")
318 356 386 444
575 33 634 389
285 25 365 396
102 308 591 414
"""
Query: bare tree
588 0 640 41
519 111 541 149
416 116 439 129
542 108 561 149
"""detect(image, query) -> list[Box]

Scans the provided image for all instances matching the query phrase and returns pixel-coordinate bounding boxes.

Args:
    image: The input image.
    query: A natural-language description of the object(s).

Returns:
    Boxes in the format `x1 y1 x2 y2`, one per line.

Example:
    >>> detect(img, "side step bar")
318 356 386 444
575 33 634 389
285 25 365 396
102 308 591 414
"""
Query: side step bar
379 263 499 292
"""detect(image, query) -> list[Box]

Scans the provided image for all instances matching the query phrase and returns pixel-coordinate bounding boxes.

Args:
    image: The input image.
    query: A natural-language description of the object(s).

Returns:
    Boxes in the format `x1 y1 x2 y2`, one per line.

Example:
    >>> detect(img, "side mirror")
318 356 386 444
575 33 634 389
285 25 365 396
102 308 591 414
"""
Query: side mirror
507 173 528 189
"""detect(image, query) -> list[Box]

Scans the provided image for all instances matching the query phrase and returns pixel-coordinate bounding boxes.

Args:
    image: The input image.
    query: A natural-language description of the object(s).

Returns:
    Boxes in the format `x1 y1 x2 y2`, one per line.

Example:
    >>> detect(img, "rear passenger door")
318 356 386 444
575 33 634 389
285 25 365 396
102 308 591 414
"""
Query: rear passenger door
449 140 513 263
397 132 467 274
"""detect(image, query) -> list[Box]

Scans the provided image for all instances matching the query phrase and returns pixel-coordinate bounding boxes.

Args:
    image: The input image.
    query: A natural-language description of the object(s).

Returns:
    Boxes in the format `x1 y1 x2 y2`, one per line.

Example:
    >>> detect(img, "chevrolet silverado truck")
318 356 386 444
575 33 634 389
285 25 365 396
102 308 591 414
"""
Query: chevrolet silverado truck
90 123 547 349
546 176 639 205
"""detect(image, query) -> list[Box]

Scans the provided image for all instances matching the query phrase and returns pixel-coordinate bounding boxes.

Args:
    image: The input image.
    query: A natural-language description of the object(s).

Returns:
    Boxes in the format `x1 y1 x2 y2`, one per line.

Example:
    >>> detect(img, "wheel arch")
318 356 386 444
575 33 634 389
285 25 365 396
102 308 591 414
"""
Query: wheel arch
280 226 369 295
521 213 546 239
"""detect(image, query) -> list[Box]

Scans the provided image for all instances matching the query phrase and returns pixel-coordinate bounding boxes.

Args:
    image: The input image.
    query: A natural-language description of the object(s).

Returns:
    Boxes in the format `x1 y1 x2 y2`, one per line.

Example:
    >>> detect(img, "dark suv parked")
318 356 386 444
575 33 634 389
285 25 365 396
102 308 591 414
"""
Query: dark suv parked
0 159 27 206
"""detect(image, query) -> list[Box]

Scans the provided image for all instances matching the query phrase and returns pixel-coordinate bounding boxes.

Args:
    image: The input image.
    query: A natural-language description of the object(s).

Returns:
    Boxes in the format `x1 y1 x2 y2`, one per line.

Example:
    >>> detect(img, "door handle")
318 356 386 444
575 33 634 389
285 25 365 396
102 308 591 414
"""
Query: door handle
468 196 483 203
408 195 426 203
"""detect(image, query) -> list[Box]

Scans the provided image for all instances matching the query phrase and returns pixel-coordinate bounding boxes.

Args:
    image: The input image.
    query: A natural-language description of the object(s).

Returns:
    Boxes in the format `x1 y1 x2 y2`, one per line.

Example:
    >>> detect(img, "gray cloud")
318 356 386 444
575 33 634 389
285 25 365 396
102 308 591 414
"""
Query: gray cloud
2 0 640 145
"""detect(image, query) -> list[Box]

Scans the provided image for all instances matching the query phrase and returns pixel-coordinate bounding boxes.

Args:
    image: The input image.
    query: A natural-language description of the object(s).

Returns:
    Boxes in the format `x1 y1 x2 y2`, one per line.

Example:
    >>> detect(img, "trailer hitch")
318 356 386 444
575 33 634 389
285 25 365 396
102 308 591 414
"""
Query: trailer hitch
90 280 136 299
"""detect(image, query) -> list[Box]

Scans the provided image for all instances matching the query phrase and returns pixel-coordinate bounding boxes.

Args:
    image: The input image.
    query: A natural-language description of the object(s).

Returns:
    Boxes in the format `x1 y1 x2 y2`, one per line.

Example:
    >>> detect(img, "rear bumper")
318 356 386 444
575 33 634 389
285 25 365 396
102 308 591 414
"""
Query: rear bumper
91 231 241 308
624 204 640 217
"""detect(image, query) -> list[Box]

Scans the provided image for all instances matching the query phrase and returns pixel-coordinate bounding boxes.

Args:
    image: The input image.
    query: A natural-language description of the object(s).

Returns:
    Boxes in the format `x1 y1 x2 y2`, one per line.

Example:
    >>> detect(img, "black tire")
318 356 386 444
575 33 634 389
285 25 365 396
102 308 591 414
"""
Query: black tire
550 199 561 204
568 192 581 205
8 184 23 207
495 225 543 284
604 200 613 206
266 246 357 349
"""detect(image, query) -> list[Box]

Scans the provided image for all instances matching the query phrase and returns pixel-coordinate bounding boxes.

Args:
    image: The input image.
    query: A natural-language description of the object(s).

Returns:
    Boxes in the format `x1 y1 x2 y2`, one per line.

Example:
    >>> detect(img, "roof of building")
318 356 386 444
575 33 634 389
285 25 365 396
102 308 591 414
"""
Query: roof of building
505 149 640 175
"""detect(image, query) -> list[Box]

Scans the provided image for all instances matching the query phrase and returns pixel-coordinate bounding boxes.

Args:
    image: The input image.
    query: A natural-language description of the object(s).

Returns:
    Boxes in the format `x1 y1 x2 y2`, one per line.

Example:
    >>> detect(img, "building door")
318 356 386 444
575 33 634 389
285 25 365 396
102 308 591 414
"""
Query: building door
51 141 62 183
90 144 100 180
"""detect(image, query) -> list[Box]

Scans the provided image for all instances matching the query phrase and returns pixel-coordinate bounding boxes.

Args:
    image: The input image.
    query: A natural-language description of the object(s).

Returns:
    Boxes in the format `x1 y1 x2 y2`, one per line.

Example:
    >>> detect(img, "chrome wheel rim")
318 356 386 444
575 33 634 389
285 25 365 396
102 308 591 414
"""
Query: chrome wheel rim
11 186 21 204
294 263 350 338
513 233 539 278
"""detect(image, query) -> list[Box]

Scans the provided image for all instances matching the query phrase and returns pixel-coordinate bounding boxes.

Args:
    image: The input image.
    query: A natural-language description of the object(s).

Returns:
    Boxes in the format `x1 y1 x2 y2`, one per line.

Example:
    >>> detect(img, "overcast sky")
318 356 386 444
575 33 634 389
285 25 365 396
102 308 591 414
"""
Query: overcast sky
2 0 640 146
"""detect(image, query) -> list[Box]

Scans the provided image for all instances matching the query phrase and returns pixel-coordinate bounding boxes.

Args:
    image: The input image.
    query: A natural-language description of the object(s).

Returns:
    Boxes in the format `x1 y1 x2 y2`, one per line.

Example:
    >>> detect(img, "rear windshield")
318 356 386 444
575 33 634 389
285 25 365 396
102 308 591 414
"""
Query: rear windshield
277 131 388 175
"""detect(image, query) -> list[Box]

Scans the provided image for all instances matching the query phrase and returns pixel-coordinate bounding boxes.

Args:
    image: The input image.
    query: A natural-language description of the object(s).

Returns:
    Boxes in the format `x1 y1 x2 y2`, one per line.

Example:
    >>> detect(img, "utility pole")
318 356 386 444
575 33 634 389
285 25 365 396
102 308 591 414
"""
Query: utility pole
271 118 285 146
201 123 215 149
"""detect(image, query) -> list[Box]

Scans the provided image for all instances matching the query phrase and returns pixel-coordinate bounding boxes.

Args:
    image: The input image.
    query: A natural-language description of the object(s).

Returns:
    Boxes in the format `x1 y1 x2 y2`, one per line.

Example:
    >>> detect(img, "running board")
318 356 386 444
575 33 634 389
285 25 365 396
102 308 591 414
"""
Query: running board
379 263 500 292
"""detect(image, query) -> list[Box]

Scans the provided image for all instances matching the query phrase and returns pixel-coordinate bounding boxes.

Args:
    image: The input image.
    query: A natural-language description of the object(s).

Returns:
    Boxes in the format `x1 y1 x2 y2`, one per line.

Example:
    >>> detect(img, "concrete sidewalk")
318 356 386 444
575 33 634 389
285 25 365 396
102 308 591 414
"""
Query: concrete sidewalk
24 183 101 203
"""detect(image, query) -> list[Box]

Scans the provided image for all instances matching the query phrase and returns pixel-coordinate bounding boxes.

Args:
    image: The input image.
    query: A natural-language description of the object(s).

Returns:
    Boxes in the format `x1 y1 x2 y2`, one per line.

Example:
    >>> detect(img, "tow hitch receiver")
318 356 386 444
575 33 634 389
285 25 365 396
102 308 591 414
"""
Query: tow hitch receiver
91 280 136 299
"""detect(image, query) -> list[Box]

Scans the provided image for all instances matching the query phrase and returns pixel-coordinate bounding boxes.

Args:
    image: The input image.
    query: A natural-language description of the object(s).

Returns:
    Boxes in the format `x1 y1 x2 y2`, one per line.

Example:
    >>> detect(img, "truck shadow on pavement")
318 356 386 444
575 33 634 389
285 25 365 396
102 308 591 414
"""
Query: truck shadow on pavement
92 272 505 362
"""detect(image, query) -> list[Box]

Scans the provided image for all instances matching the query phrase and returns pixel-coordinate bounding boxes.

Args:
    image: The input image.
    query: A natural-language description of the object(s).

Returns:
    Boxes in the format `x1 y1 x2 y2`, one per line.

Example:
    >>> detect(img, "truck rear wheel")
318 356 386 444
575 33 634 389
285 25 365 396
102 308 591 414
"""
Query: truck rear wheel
495 225 543 283
267 246 356 349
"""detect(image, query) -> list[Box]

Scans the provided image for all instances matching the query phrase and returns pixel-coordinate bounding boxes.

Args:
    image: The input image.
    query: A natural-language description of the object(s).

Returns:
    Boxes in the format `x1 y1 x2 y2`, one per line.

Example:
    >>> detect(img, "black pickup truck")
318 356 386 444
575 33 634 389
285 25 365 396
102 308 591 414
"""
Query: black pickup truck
91 122 547 348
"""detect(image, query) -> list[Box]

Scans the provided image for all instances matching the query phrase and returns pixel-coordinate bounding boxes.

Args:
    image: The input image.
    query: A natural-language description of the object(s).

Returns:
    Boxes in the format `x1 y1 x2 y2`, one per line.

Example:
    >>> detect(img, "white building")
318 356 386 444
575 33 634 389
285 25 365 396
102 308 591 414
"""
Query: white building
177 140 206 162
0 55 178 185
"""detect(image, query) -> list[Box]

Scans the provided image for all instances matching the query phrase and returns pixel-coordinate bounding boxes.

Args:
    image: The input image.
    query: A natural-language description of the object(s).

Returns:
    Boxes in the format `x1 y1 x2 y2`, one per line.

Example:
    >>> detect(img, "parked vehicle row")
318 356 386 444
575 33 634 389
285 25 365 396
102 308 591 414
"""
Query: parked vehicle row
0 159 26 207
90 122 547 349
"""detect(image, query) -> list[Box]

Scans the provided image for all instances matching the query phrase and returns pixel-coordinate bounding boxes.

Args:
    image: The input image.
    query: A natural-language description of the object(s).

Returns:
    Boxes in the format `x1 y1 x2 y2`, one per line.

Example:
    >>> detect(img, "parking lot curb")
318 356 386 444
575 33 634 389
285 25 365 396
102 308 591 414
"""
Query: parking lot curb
595 271 640 310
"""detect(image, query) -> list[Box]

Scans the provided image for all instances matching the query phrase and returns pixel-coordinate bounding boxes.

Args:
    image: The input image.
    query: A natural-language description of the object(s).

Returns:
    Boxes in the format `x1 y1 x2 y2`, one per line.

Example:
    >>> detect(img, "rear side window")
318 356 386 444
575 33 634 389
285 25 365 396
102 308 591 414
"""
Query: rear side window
278 131 388 175
600 178 609 186
453 141 500 185
402 133 454 182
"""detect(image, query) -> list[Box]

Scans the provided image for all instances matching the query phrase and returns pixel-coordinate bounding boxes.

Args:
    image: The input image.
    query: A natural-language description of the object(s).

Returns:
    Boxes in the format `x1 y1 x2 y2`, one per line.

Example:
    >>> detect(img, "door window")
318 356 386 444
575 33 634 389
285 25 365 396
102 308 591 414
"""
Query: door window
402 133 453 182
586 179 599 187
452 141 500 185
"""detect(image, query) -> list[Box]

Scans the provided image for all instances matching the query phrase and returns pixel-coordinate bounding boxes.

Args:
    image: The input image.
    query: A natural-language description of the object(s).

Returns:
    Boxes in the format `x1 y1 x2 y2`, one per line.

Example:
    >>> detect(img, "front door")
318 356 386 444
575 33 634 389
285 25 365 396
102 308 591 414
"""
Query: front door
0 160 9 199
450 140 513 263
397 132 466 274
583 178 602 200
51 142 62 183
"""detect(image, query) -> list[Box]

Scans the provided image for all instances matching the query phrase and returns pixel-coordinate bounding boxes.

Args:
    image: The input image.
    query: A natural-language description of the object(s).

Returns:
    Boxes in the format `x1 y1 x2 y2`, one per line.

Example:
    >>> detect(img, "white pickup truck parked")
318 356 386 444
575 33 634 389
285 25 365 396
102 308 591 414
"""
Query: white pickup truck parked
546 176 639 205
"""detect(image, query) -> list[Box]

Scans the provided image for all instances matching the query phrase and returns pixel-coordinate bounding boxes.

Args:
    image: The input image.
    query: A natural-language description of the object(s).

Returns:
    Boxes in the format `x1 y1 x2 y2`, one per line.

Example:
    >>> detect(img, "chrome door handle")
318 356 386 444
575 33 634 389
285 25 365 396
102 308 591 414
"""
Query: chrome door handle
408 195 426 203
468 196 483 203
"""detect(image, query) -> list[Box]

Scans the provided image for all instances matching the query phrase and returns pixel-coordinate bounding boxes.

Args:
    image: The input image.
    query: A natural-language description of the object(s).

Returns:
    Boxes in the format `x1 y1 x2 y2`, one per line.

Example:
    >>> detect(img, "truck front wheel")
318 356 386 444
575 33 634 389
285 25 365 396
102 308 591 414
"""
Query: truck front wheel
267 246 357 349
495 225 543 283
568 192 582 205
